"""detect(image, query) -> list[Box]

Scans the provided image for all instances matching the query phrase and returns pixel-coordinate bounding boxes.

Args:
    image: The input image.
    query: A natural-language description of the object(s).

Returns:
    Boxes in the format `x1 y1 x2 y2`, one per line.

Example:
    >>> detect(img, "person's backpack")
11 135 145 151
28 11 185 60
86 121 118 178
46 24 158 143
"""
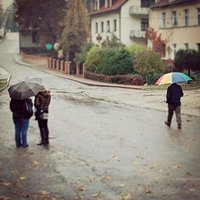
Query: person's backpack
23 98 33 119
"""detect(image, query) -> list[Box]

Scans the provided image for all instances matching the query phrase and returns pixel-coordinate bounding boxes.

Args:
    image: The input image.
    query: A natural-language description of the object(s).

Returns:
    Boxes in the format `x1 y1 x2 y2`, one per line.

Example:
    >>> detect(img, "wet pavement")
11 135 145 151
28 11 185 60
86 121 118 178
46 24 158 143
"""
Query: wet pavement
0 33 200 200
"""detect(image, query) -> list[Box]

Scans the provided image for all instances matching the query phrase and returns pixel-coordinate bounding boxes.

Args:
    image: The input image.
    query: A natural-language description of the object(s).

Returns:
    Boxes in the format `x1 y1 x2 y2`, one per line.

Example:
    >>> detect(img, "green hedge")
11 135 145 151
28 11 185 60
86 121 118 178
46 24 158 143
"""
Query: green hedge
86 47 134 76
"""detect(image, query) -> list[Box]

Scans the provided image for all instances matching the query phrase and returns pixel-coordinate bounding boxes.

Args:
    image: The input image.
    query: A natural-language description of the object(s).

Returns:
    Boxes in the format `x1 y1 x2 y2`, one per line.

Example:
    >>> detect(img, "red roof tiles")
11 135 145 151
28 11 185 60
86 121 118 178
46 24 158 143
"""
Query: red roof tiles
89 0 128 16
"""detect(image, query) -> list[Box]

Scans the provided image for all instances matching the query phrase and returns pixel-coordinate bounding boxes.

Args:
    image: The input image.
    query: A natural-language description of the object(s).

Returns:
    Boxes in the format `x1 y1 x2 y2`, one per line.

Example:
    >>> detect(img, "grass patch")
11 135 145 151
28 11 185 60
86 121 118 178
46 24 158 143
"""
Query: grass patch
0 80 7 91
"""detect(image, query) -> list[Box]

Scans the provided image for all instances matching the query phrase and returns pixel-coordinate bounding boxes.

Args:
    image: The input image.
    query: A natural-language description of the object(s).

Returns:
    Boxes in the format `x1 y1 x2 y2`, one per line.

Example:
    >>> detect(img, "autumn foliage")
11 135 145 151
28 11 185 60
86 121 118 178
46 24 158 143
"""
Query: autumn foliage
14 0 67 42
146 27 166 56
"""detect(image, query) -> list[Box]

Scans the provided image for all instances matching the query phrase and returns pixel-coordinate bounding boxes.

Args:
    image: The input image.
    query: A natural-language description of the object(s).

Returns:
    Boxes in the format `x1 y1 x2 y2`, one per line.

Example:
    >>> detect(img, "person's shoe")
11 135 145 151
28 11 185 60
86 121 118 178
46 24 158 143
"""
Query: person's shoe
22 144 29 148
164 121 170 127
178 126 181 129
16 144 22 148
37 142 43 146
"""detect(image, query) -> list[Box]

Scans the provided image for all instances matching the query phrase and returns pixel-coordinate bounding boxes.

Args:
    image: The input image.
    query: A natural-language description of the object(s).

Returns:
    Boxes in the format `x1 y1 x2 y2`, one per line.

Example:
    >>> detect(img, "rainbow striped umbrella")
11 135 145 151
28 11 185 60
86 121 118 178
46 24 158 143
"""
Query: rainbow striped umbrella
155 72 192 85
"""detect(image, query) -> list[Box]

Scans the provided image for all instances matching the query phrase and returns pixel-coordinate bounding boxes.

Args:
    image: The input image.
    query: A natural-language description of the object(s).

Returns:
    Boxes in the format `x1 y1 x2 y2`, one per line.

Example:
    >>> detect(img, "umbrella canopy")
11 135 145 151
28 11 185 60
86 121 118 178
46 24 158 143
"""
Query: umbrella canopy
155 72 192 85
45 43 53 51
8 80 45 100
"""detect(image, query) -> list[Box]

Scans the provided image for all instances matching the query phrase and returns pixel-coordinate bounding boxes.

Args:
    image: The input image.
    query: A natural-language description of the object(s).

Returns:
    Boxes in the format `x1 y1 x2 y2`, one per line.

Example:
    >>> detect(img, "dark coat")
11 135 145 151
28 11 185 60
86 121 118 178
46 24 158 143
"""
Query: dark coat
166 83 183 106
10 98 33 119
34 90 51 112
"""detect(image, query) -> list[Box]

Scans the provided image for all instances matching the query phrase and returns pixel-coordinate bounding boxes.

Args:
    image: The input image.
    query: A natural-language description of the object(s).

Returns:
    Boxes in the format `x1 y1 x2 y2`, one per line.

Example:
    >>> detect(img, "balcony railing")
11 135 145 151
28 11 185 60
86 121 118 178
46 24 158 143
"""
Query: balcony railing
129 6 149 17
130 30 146 39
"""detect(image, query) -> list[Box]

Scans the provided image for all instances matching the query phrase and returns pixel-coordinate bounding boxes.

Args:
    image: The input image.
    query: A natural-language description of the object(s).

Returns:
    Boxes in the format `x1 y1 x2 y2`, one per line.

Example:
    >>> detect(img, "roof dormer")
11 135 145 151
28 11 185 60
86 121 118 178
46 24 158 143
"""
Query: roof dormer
105 0 112 8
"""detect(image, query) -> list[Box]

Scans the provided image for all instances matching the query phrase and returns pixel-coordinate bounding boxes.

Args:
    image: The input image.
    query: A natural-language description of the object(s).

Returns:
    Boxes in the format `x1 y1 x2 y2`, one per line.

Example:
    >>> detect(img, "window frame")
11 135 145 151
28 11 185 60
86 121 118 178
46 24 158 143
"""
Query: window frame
184 9 189 26
113 19 117 32
95 22 98 33
172 11 178 27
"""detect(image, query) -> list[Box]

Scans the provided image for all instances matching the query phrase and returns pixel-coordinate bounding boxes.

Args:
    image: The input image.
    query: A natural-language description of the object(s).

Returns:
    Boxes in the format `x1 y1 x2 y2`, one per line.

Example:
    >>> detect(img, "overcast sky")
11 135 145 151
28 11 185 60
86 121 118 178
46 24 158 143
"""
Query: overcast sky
1 0 13 10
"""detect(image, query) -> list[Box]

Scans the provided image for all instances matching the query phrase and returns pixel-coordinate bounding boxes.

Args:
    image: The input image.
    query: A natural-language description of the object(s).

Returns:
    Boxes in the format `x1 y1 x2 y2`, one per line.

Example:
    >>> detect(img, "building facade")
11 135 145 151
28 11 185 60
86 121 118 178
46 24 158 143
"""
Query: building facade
149 0 200 59
89 0 155 47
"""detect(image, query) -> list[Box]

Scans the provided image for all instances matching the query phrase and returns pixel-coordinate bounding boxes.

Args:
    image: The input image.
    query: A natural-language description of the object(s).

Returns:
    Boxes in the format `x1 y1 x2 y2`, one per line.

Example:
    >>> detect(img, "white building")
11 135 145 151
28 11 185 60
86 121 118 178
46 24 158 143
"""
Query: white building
89 0 155 47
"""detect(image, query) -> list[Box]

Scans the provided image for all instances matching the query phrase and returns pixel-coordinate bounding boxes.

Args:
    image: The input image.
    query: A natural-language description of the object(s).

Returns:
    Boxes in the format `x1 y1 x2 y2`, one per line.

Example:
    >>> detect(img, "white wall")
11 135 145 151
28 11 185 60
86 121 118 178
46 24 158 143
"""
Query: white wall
120 0 142 46
90 0 148 47
91 12 120 45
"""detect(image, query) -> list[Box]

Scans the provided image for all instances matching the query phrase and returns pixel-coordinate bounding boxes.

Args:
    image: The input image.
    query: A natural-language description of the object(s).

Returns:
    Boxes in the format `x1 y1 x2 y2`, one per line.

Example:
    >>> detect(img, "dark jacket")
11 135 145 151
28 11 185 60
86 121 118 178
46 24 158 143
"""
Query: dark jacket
34 90 51 112
10 98 33 119
166 83 183 106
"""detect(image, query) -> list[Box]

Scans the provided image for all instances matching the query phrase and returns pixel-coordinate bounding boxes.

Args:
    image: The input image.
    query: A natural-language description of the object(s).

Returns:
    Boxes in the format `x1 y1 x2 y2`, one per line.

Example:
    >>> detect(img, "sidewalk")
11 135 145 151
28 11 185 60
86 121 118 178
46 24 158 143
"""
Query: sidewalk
14 54 143 90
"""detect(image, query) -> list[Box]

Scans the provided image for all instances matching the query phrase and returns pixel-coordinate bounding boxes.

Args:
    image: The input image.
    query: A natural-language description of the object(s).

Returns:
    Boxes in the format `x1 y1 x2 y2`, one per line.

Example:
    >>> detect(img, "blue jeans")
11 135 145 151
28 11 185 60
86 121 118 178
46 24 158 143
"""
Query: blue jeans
13 118 29 147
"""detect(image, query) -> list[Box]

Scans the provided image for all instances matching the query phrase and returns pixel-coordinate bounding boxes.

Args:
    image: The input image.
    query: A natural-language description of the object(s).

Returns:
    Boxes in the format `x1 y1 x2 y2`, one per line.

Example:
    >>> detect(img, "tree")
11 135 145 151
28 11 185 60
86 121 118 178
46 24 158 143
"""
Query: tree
174 49 200 75
4 4 18 32
14 0 66 42
101 34 124 48
83 0 93 12
60 0 89 61
0 2 3 26
146 27 166 57
134 49 164 83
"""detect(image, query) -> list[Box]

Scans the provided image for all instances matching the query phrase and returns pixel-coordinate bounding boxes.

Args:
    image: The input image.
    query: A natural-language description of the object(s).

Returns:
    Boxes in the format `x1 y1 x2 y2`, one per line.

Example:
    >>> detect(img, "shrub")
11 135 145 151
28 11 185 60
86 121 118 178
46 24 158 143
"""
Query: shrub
174 49 200 74
96 48 134 76
101 34 124 48
85 45 102 72
74 43 93 65
134 49 164 83
84 72 144 85
126 45 145 60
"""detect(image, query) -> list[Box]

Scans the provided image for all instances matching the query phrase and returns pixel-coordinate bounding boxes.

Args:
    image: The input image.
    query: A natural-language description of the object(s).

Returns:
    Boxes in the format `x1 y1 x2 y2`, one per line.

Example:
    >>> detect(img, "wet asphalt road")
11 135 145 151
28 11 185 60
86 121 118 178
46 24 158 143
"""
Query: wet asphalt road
0 34 200 200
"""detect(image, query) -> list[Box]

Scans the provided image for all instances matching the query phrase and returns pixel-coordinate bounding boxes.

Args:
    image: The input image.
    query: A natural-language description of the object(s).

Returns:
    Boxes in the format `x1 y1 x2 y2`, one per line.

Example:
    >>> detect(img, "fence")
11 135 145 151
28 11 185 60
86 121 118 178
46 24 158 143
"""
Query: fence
20 52 87 77
47 58 86 77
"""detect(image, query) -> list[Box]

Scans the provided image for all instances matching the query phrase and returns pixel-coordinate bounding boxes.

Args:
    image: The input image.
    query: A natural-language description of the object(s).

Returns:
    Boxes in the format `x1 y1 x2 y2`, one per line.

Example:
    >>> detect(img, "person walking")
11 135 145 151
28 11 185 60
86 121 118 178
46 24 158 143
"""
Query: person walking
10 98 33 148
165 83 184 129
34 88 51 146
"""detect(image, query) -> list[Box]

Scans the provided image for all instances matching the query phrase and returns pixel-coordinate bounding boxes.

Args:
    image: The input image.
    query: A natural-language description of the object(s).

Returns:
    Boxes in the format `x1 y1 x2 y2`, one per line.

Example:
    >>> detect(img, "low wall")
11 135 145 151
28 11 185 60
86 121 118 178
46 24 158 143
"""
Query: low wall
21 52 48 66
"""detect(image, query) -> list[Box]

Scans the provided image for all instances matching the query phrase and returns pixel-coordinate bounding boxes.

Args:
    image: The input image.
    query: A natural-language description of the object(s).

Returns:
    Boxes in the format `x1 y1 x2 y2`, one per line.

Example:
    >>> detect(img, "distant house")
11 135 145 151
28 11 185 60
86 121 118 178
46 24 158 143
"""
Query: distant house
89 0 155 47
149 0 200 59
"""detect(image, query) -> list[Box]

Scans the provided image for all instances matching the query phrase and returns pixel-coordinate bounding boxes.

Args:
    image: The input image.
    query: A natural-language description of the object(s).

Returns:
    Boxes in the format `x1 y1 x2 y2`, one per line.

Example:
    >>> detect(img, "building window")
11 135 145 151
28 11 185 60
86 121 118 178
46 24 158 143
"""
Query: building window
172 11 177 27
106 20 110 32
95 22 98 33
197 8 200 25
141 0 155 7
184 43 189 50
94 0 99 11
101 21 104 33
105 0 111 8
113 19 117 32
184 9 189 26
141 18 148 31
162 12 166 28
161 44 166 57
197 43 200 52
173 43 177 57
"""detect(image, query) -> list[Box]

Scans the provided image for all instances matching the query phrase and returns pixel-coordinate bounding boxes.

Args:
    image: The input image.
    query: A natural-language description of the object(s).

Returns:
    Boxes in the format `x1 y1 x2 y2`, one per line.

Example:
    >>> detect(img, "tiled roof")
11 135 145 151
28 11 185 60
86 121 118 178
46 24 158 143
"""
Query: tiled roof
89 0 128 16
151 0 198 8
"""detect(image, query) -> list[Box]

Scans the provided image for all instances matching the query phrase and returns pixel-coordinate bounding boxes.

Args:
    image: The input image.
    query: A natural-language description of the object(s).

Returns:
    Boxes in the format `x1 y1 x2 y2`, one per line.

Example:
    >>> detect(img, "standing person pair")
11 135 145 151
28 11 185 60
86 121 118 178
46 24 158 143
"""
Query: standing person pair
10 88 51 148
34 88 51 146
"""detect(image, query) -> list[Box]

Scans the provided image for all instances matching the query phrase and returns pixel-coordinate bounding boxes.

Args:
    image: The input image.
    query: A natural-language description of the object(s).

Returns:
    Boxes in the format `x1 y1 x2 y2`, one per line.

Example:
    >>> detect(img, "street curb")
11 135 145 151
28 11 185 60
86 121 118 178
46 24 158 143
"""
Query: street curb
14 54 144 90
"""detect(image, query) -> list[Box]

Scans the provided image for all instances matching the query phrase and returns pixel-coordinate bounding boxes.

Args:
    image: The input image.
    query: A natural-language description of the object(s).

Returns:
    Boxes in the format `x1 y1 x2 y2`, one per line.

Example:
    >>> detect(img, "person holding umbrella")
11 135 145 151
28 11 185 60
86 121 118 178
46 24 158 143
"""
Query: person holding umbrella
34 88 51 146
8 79 45 148
155 72 192 129
165 83 183 129
10 98 33 148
